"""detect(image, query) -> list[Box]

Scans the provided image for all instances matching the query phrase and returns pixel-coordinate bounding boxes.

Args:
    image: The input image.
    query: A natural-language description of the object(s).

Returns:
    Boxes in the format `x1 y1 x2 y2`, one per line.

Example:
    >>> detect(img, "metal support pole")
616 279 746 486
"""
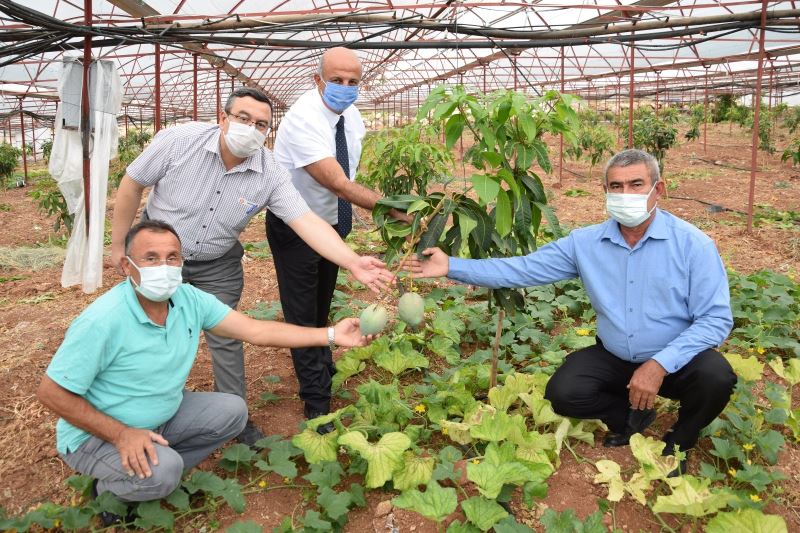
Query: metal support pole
703 72 709 154
154 43 162 132
193 53 198 121
80 0 91 231
216 69 221 123
655 72 660 116
747 0 769 233
513 55 518 91
616 80 622 148
628 38 635 149
19 99 28 182
559 47 564 186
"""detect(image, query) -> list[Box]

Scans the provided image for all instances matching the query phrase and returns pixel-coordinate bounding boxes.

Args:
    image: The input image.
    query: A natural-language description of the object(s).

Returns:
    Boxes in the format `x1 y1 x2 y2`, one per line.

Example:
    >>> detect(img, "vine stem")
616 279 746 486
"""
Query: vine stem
489 308 505 389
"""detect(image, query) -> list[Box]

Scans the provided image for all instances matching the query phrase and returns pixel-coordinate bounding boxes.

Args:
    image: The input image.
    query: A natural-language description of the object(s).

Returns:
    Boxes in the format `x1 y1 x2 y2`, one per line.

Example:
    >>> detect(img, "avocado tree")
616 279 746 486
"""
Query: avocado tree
0 143 21 188
373 84 579 386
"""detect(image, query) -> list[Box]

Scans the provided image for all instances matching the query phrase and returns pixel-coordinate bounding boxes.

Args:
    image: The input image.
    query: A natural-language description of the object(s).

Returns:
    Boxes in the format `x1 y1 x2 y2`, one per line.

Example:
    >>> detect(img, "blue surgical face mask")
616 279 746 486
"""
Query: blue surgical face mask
321 80 359 114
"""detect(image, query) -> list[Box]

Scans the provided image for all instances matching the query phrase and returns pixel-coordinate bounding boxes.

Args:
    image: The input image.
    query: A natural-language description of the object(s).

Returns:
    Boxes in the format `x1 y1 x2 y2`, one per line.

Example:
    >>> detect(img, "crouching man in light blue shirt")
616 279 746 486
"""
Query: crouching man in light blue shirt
38 220 373 515
405 149 736 475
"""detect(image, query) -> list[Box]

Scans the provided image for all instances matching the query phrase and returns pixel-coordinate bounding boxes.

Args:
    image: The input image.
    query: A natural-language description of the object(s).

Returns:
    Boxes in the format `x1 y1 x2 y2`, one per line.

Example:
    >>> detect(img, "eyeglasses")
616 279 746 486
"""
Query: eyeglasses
128 256 184 267
226 112 272 134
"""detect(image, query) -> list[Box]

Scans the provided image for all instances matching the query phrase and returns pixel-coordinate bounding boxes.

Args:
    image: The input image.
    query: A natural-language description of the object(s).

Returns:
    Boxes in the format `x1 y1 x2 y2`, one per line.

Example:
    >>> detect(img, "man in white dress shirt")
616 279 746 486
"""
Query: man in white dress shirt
269 48 408 430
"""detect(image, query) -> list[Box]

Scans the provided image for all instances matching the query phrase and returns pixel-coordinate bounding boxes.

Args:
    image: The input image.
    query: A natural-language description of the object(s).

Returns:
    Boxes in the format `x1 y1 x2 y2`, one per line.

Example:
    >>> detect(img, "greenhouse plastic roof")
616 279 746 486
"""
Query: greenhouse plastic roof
1 0 799 135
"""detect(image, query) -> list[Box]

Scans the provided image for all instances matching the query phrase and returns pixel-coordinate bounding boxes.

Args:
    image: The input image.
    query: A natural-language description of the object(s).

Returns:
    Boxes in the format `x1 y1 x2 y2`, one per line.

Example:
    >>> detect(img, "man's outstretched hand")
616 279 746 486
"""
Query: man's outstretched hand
349 255 395 294
401 247 449 279
332 317 375 347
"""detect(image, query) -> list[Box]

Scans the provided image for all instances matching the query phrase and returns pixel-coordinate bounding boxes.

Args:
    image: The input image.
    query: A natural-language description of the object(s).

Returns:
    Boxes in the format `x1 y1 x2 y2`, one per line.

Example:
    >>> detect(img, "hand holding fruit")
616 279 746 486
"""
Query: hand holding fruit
333 317 374 347
349 255 395 294
402 247 450 278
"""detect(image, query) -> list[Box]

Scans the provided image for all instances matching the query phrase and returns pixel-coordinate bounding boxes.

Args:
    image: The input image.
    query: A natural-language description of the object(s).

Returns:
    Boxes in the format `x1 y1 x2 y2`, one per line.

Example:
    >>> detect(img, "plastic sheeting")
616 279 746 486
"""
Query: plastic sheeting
49 58 121 293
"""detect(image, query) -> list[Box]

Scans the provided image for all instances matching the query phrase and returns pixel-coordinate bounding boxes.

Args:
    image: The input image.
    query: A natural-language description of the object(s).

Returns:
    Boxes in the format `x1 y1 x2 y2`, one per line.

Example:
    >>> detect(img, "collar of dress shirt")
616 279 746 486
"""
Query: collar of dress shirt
599 207 669 248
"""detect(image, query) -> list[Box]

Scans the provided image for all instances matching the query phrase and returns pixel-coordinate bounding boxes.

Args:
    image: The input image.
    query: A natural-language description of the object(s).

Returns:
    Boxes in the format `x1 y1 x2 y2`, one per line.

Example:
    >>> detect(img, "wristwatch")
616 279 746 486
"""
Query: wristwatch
327 326 336 351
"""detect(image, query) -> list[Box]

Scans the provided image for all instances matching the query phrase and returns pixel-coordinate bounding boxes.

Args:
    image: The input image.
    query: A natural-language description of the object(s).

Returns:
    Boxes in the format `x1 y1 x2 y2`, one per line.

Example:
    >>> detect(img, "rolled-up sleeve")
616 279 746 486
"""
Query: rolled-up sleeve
126 128 175 186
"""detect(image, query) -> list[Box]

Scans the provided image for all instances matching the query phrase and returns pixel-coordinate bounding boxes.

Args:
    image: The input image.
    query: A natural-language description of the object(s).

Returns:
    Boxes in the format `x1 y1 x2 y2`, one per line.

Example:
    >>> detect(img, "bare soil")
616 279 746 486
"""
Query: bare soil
0 121 798 531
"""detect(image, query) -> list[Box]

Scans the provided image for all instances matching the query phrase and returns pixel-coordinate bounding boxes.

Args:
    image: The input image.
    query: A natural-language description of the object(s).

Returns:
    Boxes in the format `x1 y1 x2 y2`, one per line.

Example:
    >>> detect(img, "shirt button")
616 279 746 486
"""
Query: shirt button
209 207 214 211
195 241 199 244
629 308 633 312
629 280 634 284
628 334 634 338
216 191 221 194
202 225 207 228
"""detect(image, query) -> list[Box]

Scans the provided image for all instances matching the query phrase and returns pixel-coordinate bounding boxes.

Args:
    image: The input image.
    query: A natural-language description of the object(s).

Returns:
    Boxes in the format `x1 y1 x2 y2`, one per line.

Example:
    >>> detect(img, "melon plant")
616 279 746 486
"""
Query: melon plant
360 304 388 335
397 292 425 327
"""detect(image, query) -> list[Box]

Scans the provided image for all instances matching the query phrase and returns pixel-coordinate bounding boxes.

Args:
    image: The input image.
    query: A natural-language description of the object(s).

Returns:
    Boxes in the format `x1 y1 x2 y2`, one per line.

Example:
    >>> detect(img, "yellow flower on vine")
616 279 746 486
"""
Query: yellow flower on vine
749 494 762 502
714 431 722 437
757 347 765 355
441 427 449 435
747 347 754 353
258 480 267 488
728 469 737 477
471 459 480 465
414 404 427 413
283 477 291 484
575 328 591 336
747 459 752 465
743 443 755 451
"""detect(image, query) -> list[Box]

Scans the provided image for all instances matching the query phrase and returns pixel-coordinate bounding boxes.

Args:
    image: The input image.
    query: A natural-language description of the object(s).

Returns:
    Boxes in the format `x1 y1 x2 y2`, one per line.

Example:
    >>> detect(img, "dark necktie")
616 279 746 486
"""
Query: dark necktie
335 115 352 238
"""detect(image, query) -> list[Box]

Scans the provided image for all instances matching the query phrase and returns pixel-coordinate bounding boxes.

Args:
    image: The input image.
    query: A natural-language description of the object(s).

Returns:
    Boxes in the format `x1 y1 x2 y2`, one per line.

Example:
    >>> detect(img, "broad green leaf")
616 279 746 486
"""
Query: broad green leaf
332 356 366 389
467 460 535 499
706 509 787 533
165 487 191 511
461 496 508 531
88 490 129 517
522 481 548 507
222 443 257 465
472 174 500 204
469 410 511 442
769 358 800 386
710 437 745 462
301 510 332 531
629 434 680 481
134 501 174 530
593 459 625 502
519 391 560 426
724 353 764 382
439 419 473 445
374 348 429 375
303 461 344 489
183 470 226 494
393 452 435 491
59 507 93 530
316 487 351 520
218 478 246 513
652 475 733 517
292 428 339 464
495 189 512 237
338 431 411 488
226 520 264 533
755 429 784 465
447 519 483 533
393 481 458 522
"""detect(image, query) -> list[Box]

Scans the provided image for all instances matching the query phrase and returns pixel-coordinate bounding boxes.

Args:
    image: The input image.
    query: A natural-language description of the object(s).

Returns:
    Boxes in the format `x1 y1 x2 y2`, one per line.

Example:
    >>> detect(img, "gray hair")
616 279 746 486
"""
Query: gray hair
603 149 660 185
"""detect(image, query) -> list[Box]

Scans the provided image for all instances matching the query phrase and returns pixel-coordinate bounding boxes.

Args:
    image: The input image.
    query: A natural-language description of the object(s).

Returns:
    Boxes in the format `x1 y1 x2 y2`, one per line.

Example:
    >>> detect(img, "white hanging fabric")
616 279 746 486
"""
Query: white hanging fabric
49 58 121 293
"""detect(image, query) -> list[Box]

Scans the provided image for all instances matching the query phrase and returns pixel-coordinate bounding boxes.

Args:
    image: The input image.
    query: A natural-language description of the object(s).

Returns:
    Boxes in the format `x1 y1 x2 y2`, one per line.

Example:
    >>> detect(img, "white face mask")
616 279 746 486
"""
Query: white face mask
224 121 266 158
127 257 183 302
605 182 658 228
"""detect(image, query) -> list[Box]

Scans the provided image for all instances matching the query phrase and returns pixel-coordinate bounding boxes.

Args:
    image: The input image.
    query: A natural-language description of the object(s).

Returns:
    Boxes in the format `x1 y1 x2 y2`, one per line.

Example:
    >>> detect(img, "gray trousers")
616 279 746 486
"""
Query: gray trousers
61 391 247 502
182 242 246 399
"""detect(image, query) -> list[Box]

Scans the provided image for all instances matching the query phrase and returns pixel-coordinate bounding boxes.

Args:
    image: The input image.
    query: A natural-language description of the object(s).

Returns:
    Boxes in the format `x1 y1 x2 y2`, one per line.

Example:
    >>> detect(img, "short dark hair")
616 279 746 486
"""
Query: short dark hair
124 220 181 255
224 87 273 115
603 149 660 185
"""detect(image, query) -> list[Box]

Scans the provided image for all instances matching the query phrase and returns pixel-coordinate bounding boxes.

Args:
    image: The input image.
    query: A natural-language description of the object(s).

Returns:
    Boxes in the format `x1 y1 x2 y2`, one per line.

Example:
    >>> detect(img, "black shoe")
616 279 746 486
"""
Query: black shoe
603 408 657 447
304 405 335 435
91 479 127 527
236 419 266 448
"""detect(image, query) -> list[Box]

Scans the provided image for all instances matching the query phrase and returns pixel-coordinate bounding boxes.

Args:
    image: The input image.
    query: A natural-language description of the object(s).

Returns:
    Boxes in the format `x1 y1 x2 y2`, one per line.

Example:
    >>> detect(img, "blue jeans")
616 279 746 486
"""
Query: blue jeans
61 391 247 502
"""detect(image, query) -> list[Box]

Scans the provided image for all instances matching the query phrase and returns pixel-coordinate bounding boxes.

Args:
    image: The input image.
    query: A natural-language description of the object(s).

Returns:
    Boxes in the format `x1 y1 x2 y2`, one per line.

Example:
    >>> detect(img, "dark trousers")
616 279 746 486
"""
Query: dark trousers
266 211 338 414
544 339 736 450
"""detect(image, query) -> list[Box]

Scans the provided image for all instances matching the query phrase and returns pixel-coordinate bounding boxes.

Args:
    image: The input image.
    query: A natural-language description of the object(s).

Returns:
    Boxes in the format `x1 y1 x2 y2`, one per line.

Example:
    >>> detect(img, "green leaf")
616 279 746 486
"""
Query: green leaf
301 509 333 531
467 460 535 499
652 475 733 517
495 189 512 237
226 520 264 533
447 519 483 533
292 428 339 464
218 478 247 513
374 348 429 375
303 461 345 489
706 509 787 533
724 353 764 382
59 507 93 530
183 470 226 494
461 496 508 531
471 174 500 204
445 114 466 150
769 358 800 386
316 487 352 520
393 452 435 491
416 213 449 259
593 460 625 502
165 487 191 511
392 481 458 522
222 443 257 465
88 490 129 517
755 429 785 465
134 500 175 530
493 515 535 532
469 410 512 442
332 356 366 389
540 508 581 532
522 481 548 506
338 431 411 488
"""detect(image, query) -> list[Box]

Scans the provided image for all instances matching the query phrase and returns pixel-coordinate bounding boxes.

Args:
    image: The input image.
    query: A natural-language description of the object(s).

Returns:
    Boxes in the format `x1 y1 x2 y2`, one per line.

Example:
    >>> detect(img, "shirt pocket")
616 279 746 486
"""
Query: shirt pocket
644 275 688 320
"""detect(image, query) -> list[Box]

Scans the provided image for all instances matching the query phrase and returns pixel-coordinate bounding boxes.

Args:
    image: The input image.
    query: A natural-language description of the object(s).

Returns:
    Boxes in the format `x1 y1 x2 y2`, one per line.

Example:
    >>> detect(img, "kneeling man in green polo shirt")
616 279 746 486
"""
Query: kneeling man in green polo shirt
38 219 371 506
